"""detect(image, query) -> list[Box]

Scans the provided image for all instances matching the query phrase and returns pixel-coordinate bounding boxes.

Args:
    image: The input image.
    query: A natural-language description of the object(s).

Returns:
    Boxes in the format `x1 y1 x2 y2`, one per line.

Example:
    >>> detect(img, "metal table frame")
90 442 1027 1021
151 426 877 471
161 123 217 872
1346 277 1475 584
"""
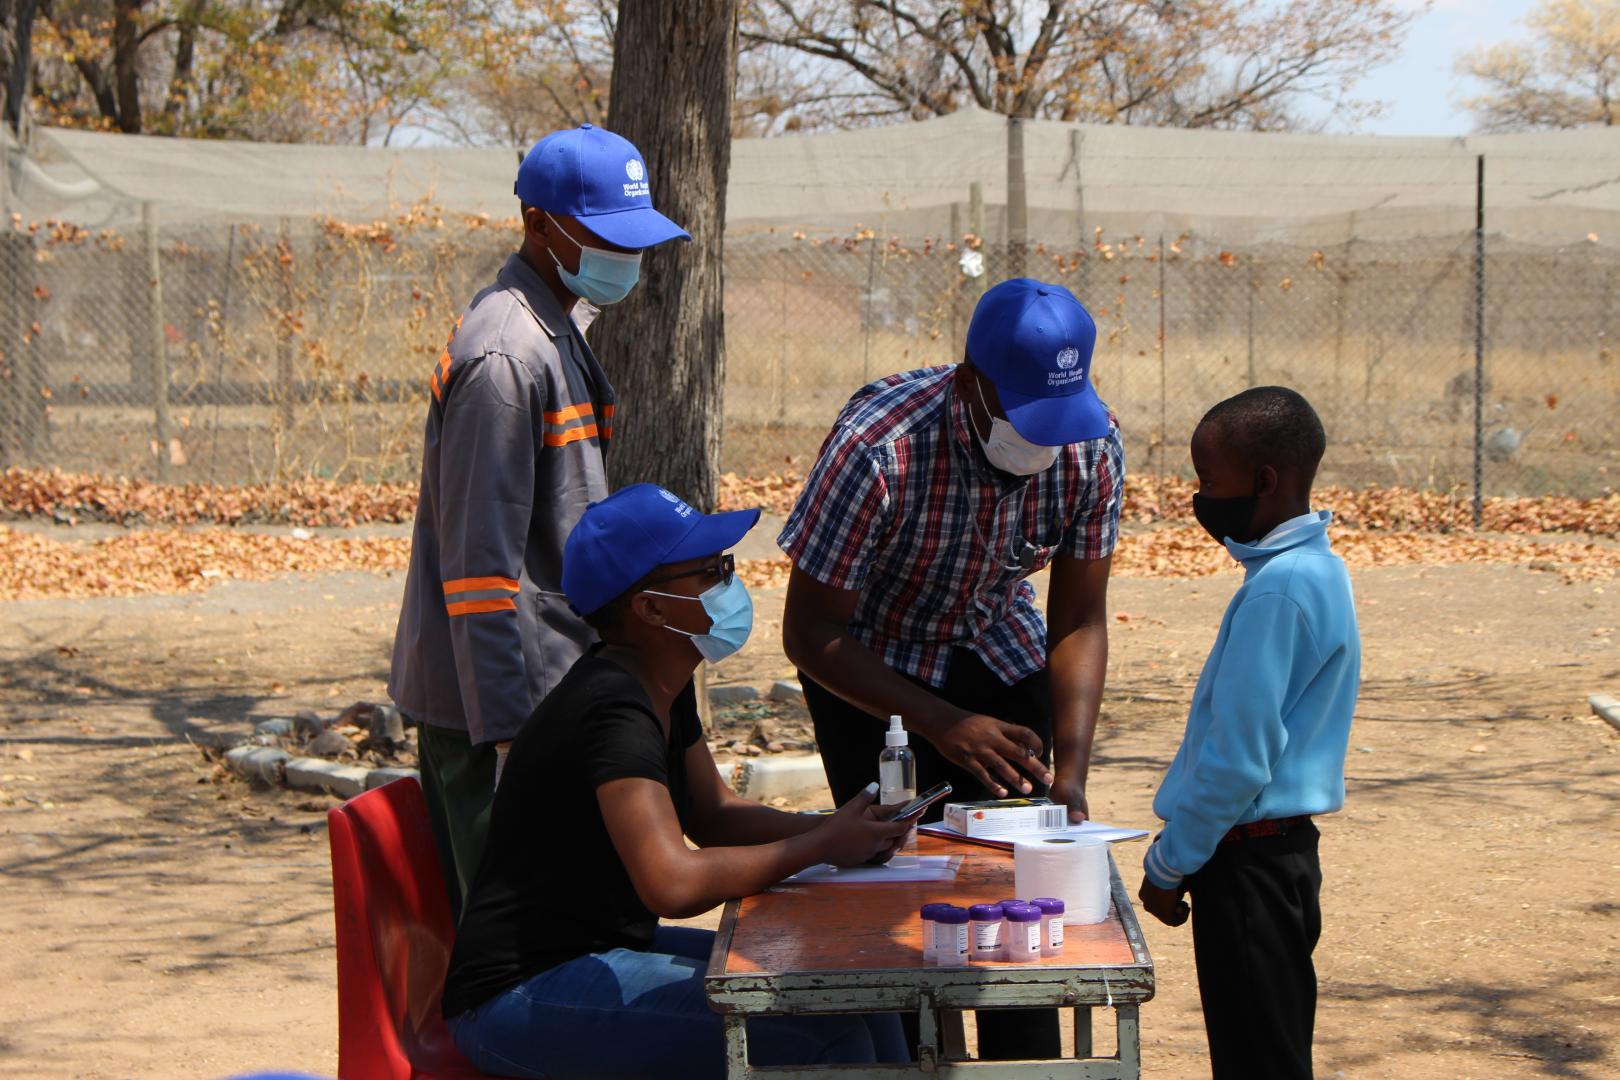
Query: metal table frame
705 858 1154 1078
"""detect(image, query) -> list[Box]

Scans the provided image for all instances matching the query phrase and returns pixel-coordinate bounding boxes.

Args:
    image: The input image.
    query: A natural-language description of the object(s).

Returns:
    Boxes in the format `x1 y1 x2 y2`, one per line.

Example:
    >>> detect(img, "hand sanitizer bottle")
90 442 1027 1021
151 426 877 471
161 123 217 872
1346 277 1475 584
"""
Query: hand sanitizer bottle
879 715 917 851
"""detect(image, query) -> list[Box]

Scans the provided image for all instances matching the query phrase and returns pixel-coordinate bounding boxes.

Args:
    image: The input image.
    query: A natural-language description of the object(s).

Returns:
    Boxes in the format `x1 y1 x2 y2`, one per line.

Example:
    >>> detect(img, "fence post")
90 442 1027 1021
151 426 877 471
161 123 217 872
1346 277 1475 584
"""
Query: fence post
207 224 238 484
1006 116 1027 278
276 218 296 477
1 230 47 462
0 230 12 466
1472 154 1485 529
949 202 960 348
861 232 877 382
142 202 171 481
1157 235 1168 515
773 275 785 422
967 182 988 307
1067 128 1085 246
1246 273 1257 387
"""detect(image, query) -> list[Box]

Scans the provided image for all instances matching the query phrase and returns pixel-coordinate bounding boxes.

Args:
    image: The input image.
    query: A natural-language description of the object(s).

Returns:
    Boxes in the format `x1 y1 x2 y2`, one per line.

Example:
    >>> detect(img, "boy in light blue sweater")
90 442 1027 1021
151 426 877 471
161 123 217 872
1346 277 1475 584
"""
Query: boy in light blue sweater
1139 387 1360 1080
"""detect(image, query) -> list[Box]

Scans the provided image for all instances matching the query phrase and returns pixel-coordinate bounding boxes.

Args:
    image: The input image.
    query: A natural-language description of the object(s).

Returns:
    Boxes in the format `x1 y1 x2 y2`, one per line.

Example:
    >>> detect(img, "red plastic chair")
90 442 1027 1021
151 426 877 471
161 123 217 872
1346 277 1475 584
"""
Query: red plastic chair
328 778 486 1080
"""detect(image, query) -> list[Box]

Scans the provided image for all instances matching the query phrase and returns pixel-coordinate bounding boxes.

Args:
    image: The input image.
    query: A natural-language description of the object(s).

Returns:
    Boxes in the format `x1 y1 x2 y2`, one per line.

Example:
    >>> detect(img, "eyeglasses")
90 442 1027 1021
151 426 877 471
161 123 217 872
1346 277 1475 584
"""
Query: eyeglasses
642 553 735 591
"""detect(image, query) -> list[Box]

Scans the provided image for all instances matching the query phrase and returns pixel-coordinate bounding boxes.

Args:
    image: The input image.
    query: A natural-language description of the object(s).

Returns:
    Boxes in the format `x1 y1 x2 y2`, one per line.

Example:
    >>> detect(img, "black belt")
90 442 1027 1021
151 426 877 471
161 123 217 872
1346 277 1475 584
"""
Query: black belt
1220 815 1311 844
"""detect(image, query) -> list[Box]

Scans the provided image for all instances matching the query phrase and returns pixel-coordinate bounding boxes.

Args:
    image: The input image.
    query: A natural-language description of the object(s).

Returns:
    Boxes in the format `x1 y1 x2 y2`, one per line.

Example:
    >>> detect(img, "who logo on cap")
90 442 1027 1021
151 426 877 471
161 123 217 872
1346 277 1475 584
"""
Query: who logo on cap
561 484 759 616
515 124 689 251
966 278 1109 446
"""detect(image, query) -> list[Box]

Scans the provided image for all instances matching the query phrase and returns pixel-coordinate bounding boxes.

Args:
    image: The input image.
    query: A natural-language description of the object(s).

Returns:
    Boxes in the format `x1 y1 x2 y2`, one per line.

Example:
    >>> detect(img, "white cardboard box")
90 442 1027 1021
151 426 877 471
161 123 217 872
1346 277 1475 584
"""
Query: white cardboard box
943 798 1069 839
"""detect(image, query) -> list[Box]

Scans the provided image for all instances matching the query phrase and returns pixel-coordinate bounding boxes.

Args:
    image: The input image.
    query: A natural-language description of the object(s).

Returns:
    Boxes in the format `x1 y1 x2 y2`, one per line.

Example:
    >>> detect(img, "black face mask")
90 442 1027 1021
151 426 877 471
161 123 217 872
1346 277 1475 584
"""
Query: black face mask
1192 490 1260 545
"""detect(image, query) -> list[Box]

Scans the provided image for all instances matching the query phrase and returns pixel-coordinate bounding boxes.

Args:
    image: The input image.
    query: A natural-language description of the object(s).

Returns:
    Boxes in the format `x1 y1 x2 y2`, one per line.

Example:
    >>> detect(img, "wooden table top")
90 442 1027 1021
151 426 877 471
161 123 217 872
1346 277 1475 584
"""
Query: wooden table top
715 835 1139 977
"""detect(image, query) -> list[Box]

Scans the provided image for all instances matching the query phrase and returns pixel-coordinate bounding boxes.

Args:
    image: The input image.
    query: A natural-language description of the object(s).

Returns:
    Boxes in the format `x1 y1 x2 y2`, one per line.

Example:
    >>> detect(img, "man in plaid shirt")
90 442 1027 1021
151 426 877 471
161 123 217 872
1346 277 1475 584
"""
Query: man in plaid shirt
780 278 1122 1059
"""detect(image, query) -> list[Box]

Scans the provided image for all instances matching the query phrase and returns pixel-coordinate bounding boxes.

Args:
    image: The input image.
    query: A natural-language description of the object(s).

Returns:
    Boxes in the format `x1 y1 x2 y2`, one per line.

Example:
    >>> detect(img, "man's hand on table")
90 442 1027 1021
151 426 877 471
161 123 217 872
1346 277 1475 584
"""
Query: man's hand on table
1048 773 1089 823
1137 878 1190 927
918 709 1051 799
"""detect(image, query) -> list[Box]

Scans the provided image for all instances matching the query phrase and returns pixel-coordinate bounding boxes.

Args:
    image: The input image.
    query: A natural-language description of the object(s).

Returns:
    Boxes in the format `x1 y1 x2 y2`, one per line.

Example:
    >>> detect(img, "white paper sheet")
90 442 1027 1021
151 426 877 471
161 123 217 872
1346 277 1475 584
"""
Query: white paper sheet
920 820 1151 848
781 854 964 885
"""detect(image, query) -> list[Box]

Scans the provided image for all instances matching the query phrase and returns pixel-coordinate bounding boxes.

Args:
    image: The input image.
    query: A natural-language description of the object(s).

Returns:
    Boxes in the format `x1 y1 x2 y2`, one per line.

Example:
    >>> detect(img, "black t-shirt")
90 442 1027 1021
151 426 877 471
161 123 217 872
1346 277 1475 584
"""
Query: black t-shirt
442 651 703 1017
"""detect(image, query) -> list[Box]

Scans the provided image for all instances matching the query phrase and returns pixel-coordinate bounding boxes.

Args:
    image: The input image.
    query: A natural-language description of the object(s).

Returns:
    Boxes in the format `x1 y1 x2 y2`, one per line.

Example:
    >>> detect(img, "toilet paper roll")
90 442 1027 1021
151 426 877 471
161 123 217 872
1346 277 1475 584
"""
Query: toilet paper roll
1013 836 1111 925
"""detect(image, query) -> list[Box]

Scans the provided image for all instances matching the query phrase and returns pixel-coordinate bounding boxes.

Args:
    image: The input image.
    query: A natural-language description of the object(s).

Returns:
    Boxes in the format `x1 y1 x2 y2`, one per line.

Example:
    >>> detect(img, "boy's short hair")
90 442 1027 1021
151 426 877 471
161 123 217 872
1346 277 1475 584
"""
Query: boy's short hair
1199 387 1326 476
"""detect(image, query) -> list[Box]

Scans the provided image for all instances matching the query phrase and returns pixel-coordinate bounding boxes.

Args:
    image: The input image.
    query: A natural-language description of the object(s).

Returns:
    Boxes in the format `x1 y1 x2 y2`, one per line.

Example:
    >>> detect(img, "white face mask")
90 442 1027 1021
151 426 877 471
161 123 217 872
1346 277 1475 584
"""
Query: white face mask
973 378 1060 476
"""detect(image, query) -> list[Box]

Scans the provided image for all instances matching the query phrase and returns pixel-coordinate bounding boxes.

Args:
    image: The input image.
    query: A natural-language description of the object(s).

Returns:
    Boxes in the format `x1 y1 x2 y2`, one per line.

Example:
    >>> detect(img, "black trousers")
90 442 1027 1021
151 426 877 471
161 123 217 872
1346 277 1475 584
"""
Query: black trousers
801 649 1059 1062
803 649 1053 821
414 719 497 925
1188 821 1323 1080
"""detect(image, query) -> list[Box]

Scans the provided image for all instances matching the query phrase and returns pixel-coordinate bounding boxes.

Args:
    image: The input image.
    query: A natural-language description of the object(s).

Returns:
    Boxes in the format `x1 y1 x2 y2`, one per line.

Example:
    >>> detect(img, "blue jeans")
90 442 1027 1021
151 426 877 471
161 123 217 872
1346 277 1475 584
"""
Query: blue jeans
447 927 908 1079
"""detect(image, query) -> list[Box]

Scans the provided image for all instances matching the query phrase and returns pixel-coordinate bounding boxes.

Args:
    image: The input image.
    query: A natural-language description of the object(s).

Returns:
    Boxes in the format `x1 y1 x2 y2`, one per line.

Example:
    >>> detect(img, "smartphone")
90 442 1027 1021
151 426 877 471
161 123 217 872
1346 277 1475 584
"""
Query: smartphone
886 781 953 823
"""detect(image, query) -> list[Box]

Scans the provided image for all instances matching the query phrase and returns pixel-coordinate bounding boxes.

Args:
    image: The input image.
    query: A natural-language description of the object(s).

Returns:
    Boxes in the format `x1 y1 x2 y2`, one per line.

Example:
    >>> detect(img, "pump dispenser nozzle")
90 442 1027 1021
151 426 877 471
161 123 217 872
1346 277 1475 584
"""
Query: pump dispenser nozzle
886 715 908 748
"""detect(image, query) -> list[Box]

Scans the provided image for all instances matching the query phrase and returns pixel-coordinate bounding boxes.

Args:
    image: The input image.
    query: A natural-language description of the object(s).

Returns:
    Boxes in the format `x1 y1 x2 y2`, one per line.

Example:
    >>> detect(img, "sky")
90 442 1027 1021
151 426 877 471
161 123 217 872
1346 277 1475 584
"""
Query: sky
386 1 1543 147
1331 0 1542 136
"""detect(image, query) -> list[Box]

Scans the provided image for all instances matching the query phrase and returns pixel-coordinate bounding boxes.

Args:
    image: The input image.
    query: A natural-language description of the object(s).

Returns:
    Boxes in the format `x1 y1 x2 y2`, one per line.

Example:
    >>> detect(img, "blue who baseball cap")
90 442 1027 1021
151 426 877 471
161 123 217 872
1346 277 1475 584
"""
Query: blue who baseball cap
515 124 690 250
965 278 1108 446
563 484 760 616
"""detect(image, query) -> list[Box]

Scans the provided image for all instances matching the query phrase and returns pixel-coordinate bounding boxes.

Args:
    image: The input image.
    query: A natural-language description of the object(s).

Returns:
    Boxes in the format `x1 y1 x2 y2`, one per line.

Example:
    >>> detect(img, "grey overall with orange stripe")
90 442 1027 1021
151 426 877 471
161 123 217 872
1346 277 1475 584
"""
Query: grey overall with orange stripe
389 252 613 747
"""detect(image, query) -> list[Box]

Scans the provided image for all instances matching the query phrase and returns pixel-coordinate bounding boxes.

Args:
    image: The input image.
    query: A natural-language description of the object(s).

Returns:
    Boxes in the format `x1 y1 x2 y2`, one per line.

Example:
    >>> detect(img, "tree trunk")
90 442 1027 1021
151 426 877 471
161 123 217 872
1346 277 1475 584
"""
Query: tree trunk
112 0 143 133
164 5 199 123
0 0 39 135
594 0 737 512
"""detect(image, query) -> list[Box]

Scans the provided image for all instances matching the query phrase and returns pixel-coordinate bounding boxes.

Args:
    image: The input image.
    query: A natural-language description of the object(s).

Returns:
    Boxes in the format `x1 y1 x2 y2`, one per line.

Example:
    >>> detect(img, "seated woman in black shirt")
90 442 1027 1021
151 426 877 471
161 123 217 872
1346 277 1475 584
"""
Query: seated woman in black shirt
442 483 910 1079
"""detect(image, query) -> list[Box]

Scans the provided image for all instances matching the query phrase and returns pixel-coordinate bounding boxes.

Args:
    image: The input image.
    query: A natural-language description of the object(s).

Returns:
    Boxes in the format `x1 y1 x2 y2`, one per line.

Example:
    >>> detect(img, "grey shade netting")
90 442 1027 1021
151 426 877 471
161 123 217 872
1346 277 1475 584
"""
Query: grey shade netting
9 107 1620 246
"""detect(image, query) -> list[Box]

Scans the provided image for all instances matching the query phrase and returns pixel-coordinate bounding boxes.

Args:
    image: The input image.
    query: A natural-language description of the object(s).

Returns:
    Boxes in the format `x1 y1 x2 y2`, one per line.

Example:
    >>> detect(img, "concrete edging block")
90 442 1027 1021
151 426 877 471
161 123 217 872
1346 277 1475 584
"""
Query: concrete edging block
709 684 760 706
768 680 805 706
731 753 828 803
285 757 370 799
364 767 420 791
1590 694 1620 732
224 745 291 785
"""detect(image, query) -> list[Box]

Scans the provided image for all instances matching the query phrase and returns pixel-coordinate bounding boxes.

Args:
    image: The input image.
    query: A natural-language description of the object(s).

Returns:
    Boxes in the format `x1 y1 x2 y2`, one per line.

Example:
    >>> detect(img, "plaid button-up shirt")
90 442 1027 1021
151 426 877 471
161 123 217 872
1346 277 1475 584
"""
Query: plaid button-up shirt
779 366 1125 688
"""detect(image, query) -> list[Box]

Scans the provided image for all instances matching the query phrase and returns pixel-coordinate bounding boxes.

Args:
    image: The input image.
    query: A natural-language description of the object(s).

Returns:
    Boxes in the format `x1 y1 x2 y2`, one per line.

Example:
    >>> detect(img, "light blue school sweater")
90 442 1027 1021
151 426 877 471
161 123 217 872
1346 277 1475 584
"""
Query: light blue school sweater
1143 511 1361 890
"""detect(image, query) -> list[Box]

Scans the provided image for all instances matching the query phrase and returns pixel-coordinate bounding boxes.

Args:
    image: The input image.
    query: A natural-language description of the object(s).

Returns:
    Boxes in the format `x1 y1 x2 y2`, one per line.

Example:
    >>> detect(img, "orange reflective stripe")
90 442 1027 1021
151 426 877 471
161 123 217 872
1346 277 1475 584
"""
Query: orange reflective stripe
543 423 599 447
437 349 452 380
446 597 517 617
543 402 595 425
430 372 442 401
442 576 520 596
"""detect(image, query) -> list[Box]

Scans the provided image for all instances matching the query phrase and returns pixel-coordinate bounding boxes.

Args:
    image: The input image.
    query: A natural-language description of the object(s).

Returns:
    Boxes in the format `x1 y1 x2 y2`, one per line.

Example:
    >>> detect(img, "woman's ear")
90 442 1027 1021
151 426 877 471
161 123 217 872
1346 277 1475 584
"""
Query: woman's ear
628 592 665 628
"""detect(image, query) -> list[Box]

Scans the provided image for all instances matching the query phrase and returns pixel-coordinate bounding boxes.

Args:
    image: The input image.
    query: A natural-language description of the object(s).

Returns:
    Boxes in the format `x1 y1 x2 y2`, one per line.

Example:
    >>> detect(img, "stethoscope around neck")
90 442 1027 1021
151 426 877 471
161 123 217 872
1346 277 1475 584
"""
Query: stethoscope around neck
945 381 1039 574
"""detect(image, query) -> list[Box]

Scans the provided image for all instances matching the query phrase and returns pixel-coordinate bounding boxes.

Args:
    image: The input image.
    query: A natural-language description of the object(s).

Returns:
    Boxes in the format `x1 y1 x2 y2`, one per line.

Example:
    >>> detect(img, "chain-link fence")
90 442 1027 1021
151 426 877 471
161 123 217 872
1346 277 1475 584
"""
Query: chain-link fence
1 210 1615 497
0 210 512 485
726 232 1618 498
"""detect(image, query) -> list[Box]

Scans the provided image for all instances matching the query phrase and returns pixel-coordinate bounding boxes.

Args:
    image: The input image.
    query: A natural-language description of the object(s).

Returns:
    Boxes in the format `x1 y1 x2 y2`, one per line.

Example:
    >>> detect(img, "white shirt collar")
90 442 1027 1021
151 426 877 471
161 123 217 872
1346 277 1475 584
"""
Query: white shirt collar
1256 510 1321 549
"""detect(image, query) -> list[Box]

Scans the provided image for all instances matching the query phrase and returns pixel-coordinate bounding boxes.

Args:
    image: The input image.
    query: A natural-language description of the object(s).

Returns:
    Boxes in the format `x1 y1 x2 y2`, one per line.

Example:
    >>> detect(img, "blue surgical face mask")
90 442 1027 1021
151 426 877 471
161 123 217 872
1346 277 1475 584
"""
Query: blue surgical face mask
547 212 642 305
643 577 754 663
974 377 1059 476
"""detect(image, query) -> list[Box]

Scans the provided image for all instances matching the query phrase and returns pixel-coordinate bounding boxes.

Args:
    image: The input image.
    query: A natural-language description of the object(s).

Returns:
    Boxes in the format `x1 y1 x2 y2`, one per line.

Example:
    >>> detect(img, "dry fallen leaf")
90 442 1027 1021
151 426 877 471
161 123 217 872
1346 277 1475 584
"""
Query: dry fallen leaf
1 467 1616 602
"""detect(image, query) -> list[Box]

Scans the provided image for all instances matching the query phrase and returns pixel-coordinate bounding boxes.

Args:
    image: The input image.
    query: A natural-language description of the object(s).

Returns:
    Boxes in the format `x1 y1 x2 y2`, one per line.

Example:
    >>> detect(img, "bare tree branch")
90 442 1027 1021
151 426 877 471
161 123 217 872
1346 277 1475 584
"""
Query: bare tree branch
742 0 1413 132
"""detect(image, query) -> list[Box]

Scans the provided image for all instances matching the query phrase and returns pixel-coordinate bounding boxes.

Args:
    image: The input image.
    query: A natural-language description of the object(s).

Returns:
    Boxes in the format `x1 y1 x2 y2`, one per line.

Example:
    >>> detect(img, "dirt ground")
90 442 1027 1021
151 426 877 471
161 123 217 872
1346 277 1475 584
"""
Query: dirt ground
1 539 1617 1078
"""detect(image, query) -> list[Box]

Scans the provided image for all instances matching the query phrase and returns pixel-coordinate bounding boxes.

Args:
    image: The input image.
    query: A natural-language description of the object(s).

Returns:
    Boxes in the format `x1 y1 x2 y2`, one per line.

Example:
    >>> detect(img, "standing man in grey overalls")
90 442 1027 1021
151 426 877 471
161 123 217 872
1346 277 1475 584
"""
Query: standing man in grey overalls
390 125 688 918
